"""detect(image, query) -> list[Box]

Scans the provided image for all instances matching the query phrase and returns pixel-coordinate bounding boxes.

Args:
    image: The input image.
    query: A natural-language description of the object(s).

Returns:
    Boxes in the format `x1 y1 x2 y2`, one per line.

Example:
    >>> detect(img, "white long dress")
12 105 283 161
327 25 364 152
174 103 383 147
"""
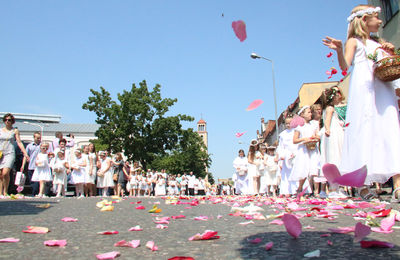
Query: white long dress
340 38 400 184
97 157 114 188
289 123 319 181
232 156 249 195
277 129 298 195
71 157 86 184
320 108 344 167
247 156 257 195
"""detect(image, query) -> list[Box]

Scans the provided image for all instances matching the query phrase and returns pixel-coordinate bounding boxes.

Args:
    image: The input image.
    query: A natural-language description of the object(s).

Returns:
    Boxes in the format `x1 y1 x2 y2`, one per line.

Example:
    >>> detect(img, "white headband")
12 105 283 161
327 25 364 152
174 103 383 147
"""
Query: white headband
297 106 310 115
347 7 381 23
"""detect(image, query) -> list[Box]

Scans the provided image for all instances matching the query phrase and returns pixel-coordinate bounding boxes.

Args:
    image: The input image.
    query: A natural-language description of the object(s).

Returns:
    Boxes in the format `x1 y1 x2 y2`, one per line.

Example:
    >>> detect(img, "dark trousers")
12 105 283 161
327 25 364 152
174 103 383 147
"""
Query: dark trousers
28 170 39 196
151 182 156 196
188 188 195 196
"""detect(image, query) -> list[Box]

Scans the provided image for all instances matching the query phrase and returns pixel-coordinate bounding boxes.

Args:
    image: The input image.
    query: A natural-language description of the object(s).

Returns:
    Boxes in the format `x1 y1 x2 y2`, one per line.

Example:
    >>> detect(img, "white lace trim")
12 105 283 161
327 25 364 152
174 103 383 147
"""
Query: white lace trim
347 7 381 23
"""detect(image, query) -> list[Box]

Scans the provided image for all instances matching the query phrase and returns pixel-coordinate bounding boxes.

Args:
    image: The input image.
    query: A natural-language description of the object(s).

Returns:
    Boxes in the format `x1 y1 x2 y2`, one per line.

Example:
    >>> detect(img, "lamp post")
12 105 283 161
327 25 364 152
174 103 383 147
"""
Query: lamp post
23 121 44 138
250 52 279 144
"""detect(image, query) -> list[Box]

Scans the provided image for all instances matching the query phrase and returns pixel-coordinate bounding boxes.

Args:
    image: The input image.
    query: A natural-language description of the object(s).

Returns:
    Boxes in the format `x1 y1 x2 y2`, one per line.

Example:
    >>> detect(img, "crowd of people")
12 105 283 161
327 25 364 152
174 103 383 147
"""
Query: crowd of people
0 116 227 198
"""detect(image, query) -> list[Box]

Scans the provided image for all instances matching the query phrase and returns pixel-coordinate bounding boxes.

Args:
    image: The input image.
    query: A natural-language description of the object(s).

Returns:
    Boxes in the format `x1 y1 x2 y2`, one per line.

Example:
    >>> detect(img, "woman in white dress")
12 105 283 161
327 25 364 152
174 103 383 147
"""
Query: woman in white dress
84 144 97 196
323 5 400 200
232 149 248 195
155 174 166 196
290 107 320 194
276 115 299 196
71 149 87 197
97 151 114 197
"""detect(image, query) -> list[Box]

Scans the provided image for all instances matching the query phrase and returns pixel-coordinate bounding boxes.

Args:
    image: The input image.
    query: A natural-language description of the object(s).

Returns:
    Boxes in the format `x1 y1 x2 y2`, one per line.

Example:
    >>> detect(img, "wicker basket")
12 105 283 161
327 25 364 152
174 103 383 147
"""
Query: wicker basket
305 141 318 151
372 47 400 82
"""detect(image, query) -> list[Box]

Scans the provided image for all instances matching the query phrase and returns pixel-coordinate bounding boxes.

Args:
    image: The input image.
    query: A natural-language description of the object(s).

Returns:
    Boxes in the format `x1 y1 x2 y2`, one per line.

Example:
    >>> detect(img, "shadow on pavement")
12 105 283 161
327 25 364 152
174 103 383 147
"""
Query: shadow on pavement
0 200 57 216
238 231 400 260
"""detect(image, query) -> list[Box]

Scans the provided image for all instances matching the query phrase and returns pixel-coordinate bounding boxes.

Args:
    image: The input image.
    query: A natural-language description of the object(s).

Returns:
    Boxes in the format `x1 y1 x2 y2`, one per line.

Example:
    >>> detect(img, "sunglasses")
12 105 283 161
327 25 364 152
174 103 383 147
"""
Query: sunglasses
4 118 13 122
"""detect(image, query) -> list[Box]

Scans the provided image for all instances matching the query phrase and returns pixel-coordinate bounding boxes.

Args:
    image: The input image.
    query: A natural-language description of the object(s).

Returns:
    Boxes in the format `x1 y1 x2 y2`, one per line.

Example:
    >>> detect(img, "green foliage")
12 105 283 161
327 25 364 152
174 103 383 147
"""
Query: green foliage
89 139 109 152
82 80 211 175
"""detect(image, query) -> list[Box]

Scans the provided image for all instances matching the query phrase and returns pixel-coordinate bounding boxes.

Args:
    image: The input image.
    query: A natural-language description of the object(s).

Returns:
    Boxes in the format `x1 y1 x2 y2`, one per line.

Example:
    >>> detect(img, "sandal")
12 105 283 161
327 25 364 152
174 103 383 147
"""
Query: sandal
391 187 400 203
358 187 379 201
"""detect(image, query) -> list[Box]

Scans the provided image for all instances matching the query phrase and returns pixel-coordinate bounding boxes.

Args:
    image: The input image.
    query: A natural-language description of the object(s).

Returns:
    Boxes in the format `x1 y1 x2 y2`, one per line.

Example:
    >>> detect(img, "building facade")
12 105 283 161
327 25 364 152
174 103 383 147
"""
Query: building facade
369 0 399 47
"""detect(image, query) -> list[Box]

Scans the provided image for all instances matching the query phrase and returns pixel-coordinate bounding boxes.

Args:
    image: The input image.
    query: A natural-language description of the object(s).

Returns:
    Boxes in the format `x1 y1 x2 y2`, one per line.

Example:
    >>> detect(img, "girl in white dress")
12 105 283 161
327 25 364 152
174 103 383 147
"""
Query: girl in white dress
276 115 299 196
263 146 279 197
71 149 87 197
290 107 320 194
233 149 249 195
323 4 400 200
50 150 69 197
82 145 94 196
247 140 259 195
168 176 179 195
32 143 53 197
139 172 148 196
87 144 98 197
155 175 166 196
180 176 187 195
97 151 114 197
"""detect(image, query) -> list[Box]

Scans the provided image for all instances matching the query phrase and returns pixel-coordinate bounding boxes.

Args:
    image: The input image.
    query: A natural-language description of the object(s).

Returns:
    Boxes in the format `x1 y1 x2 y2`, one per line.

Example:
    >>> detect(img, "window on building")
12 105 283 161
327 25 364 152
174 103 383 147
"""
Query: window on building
382 0 399 23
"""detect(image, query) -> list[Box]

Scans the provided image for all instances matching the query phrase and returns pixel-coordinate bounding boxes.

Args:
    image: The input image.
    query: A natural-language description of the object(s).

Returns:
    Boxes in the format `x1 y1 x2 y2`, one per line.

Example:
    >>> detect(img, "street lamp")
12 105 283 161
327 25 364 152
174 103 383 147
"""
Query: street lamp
250 52 279 144
23 121 44 137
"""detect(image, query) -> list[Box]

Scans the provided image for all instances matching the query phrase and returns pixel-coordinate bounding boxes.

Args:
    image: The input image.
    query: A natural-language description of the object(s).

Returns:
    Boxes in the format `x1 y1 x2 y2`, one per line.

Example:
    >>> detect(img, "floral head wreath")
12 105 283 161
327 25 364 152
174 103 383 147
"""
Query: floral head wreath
297 106 310 115
327 87 340 102
347 6 381 23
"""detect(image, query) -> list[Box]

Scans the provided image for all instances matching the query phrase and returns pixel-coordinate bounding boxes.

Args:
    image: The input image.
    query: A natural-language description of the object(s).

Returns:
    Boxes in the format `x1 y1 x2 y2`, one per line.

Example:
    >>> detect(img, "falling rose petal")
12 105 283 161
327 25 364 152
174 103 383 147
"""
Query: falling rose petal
327 52 333 58
326 70 331 75
145 241 158 251
304 249 320 258
0 238 20 243
168 257 195 260
331 67 338 74
61 217 78 222
264 242 273 251
282 214 302 239
334 165 367 187
96 251 120 260
249 238 262 244
231 20 247 42
380 215 395 231
342 70 348 76
235 132 246 138
354 222 371 242
322 163 342 184
44 240 67 247
290 114 305 128
22 226 49 234
135 206 145 210
128 225 143 231
296 187 308 200
97 231 119 235
344 123 350 127
246 99 263 111
360 240 394 248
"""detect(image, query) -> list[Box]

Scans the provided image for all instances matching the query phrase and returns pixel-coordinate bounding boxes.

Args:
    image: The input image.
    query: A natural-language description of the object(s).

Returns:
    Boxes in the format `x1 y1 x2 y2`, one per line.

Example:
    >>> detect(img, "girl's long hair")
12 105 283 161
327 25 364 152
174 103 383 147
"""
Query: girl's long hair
347 5 380 43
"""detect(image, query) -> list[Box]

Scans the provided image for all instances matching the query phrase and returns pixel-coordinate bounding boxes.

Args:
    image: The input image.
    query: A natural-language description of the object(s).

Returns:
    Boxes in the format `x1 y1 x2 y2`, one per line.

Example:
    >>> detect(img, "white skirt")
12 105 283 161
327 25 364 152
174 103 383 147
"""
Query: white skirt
71 168 86 184
32 166 52 182
97 170 114 188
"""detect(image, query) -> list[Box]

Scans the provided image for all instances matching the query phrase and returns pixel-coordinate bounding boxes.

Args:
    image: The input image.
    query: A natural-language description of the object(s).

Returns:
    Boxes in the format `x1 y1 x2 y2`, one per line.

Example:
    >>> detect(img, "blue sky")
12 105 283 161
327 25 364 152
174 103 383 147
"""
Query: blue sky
1 0 365 179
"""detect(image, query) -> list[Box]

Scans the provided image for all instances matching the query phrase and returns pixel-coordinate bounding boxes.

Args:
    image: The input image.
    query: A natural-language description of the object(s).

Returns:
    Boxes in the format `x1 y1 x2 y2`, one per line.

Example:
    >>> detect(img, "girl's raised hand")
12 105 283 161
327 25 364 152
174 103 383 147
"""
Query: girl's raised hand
322 36 343 51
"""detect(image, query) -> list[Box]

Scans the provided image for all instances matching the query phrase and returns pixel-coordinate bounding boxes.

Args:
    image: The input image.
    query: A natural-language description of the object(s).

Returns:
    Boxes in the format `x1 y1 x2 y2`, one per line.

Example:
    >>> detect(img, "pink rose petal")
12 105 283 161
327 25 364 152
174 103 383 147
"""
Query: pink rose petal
282 213 302 239
269 219 284 225
334 165 367 187
371 227 394 234
97 231 119 235
0 238 20 243
168 257 195 260
249 237 262 244
194 216 209 221
16 186 24 193
380 215 395 231
290 115 305 128
235 132 245 138
360 240 394 248
44 240 67 247
114 240 140 248
145 241 158 251
246 99 263 111
61 217 78 222
171 215 186 219
96 251 120 260
265 242 273 251
231 20 247 42
22 226 49 234
128 225 143 231
189 230 220 241
135 206 145 210
322 163 341 184
354 222 371 242
156 224 168 229
327 240 333 246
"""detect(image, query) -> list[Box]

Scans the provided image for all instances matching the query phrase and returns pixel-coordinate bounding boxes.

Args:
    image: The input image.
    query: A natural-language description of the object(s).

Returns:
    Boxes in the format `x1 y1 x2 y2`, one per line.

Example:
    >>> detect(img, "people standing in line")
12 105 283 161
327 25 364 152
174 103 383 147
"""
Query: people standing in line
97 151 113 197
0 113 29 197
31 143 52 198
290 106 320 195
232 149 249 195
323 4 400 201
21 131 41 196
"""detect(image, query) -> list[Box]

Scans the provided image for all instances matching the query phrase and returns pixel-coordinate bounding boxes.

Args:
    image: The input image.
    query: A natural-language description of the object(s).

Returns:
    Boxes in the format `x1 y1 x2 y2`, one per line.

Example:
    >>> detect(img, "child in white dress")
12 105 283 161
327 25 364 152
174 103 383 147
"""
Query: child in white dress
50 150 69 197
97 151 114 197
323 4 400 200
290 107 320 195
263 146 279 197
71 149 87 197
32 143 52 198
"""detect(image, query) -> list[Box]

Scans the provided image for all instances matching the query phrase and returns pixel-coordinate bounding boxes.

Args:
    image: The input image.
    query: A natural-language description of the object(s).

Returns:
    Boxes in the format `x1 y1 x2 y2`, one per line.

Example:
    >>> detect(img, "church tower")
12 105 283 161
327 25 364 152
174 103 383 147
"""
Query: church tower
197 118 208 150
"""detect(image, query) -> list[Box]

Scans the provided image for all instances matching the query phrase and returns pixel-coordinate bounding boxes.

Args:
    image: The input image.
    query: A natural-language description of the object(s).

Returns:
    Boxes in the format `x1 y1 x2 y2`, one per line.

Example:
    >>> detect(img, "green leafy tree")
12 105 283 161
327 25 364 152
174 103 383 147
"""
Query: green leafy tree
82 80 210 172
